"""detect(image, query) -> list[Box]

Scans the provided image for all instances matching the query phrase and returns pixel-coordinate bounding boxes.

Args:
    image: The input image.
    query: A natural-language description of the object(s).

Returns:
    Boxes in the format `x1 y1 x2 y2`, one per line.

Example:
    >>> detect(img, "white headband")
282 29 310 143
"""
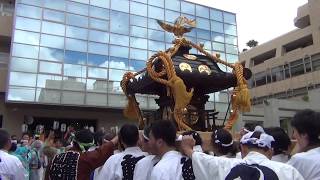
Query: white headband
240 131 274 149
214 130 234 147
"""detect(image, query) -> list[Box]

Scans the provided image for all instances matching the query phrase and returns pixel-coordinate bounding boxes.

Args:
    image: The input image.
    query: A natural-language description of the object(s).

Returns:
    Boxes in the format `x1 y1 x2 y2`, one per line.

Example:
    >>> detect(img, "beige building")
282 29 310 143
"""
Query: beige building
238 0 320 131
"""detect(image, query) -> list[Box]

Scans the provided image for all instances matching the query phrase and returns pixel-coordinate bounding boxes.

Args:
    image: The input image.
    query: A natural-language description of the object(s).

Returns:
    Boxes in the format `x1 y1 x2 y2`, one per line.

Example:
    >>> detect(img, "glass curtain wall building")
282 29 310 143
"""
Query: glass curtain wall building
8 0 238 114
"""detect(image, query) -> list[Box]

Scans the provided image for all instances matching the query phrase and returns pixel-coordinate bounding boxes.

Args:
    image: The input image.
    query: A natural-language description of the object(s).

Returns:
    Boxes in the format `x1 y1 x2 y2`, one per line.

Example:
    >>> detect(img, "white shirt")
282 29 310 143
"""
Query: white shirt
271 154 289 163
150 150 184 180
95 146 147 180
192 151 304 180
288 147 320 180
133 155 159 180
0 150 26 180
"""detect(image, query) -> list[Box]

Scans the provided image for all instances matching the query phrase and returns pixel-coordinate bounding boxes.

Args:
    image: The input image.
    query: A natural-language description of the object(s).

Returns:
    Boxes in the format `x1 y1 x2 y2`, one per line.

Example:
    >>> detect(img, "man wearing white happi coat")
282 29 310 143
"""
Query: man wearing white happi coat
0 129 26 180
181 129 304 180
95 124 147 180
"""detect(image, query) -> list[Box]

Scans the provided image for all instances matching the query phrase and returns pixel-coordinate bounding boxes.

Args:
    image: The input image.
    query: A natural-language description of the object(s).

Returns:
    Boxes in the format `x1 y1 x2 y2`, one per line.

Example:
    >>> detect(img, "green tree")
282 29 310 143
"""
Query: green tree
246 40 259 48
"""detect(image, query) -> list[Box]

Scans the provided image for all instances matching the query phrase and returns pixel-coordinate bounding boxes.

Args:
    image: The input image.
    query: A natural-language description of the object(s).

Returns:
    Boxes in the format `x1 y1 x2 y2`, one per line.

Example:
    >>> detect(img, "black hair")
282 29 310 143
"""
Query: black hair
22 132 29 138
104 131 116 141
182 130 202 146
150 120 177 147
143 125 152 140
74 129 94 144
9 142 17 152
212 128 237 156
291 109 320 144
244 123 255 132
119 124 139 147
0 129 10 149
264 127 291 155
11 135 17 140
94 130 105 146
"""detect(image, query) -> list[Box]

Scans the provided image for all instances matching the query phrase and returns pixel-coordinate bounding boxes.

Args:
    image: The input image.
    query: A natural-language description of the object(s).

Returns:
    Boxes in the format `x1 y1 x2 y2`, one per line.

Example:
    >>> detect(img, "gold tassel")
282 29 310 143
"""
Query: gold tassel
123 96 139 120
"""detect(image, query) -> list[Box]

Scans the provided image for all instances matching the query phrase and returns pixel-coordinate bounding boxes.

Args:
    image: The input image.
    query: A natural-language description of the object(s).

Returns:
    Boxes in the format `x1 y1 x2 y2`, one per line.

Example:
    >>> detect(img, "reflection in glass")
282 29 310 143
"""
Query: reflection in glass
66 13 88 28
129 60 145 72
89 30 109 43
44 0 65 11
66 26 88 40
64 50 87 64
225 35 237 45
87 79 108 92
15 17 41 32
18 0 42 6
110 45 129 58
62 91 85 105
224 24 237 36
107 81 123 93
40 34 64 49
62 77 86 91
88 54 108 67
165 0 180 11
223 12 236 25
148 40 165 51
110 34 129 46
39 61 62 74
16 4 42 19
165 32 175 43
111 0 129 13
109 69 126 81
66 1 88 16
211 21 224 33
148 6 164 20
130 26 147 38
90 6 109 20
130 1 147 16
64 64 86 77
36 88 61 104
110 11 129 35
148 18 162 30
12 43 39 59
90 18 109 31
130 37 148 49
14 30 39 46
165 10 180 23
65 38 87 52
88 42 108 56
148 29 164 41
196 5 209 18
210 9 223 21
39 47 63 62
226 54 239 64
37 74 62 89
86 93 107 106
149 0 164 7
108 94 127 107
130 48 147 61
181 1 195 15
90 0 109 8
88 67 108 79
196 29 210 40
197 17 210 30
212 42 225 52
197 39 211 51
42 21 65 36
109 57 128 70
9 72 37 87
211 32 224 43
130 15 147 27
43 9 65 23
226 45 238 54
8 87 35 102
11 57 38 73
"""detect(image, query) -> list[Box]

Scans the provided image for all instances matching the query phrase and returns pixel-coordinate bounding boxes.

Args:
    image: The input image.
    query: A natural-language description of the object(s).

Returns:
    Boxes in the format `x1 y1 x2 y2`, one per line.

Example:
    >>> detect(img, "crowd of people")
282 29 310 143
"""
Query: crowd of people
0 109 319 180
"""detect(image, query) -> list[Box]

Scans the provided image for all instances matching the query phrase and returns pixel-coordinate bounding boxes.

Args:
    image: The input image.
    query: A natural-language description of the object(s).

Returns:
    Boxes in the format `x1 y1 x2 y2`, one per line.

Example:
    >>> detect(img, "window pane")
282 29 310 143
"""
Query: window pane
130 15 147 27
130 37 147 49
224 24 237 36
148 18 162 30
62 91 85 105
148 6 164 20
110 34 129 46
88 54 108 67
12 43 39 59
66 1 88 16
211 32 224 43
44 0 65 10
130 1 147 16
197 17 210 30
149 0 164 7
197 39 211 51
18 0 41 6
64 64 86 77
110 0 129 13
149 40 165 51
224 12 236 25
10 57 38 73
14 30 39 45
90 18 109 31
88 67 108 79
65 38 87 52
165 0 180 11
66 26 88 40
130 48 147 61
37 74 62 89
10 72 36 87
90 0 109 8
36 88 61 104
165 10 180 23
165 32 175 43
211 21 224 33
225 35 237 45
109 69 126 81
181 1 195 15
62 77 86 91
89 30 109 43
87 79 108 93
64 50 87 64
39 47 63 62
110 11 129 35
196 29 210 40
8 87 35 102
108 94 126 106
39 61 62 74
148 29 164 41
66 13 88 28
15 17 41 32
212 42 225 52
42 21 65 36
255 72 266 87
129 59 145 71
196 5 209 18
40 34 64 49
86 93 107 106
90 6 109 20
210 9 223 21
271 67 284 82
88 42 108 55
70 0 89 4
109 57 128 70
16 4 42 19
130 26 147 38
43 9 65 23
110 45 129 58
226 54 239 64
226 45 238 54
108 81 123 94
